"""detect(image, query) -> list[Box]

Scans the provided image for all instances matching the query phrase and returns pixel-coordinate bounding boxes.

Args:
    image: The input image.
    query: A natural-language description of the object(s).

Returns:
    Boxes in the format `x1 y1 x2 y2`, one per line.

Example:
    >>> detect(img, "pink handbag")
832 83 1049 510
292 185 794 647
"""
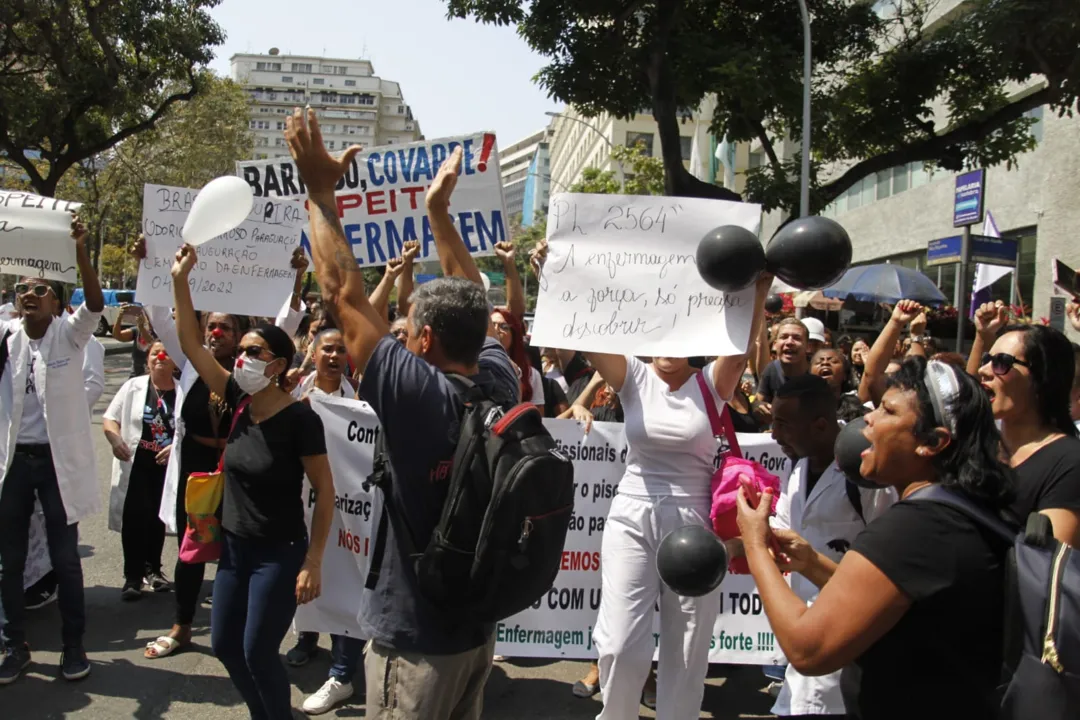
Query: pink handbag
696 373 780 574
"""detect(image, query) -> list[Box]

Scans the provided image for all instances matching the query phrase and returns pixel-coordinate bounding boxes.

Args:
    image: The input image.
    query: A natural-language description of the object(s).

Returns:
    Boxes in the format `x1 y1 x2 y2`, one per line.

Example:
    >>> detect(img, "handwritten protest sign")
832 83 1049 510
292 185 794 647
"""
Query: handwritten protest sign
235 132 505 268
136 183 303 316
298 397 789 665
529 193 762 357
0 190 82 283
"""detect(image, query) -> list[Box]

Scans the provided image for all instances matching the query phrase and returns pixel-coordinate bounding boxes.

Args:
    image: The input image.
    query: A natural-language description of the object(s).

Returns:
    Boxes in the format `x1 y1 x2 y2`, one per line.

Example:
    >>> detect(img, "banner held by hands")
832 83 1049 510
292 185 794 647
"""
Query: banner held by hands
236 130 506 269
0 190 83 283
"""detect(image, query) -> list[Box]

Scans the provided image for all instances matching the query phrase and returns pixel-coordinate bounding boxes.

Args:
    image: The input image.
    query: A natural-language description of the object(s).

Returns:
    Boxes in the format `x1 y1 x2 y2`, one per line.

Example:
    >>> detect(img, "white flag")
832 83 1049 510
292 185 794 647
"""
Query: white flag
972 211 1012 294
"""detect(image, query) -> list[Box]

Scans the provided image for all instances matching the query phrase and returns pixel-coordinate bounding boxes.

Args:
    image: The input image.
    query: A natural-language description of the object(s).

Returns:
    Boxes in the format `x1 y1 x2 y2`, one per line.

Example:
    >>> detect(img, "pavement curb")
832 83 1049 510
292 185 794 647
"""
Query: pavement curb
103 343 131 357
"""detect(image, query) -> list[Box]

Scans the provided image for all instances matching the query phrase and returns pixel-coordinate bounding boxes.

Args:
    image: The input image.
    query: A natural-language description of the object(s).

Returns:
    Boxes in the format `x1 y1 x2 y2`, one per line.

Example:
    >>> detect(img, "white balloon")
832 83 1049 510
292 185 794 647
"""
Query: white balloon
181 176 255 246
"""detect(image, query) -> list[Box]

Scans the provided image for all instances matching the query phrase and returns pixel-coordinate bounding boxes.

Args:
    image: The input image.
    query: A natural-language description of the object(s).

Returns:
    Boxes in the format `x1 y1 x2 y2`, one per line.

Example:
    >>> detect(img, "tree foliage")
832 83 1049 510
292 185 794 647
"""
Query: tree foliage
0 0 225 197
446 0 1079 213
2 72 253 283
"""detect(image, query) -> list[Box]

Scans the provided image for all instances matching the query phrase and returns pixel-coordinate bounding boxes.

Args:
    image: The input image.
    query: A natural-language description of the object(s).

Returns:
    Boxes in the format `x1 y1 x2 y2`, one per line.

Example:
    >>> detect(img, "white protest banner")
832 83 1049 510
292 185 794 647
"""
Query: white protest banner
235 132 506 268
493 421 790 665
136 183 303 316
299 403 791 665
530 193 762 357
295 395 380 637
0 190 82 283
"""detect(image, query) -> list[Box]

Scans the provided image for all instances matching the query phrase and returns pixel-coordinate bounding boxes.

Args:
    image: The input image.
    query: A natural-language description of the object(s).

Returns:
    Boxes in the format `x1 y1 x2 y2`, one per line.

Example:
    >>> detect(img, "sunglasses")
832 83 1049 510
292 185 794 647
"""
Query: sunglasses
982 352 1030 376
239 345 275 359
15 283 53 298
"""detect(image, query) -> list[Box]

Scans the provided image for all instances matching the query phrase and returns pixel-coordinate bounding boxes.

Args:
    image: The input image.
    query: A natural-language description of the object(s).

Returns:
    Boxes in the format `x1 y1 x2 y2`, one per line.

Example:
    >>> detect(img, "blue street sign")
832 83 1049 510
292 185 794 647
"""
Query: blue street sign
927 235 963 267
954 169 985 227
969 235 1018 267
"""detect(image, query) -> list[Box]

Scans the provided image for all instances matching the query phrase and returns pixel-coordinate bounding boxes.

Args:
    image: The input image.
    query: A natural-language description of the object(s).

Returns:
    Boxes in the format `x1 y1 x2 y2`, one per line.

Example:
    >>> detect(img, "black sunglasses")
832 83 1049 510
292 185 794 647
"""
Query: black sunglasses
239 345 275 359
14 283 52 298
982 352 1030 376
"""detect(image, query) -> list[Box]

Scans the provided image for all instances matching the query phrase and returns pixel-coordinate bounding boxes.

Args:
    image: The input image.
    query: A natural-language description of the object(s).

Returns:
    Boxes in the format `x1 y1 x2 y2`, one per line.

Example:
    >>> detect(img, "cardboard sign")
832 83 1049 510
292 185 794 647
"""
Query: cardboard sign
136 184 303 316
0 190 82 283
235 133 506 268
530 193 762 357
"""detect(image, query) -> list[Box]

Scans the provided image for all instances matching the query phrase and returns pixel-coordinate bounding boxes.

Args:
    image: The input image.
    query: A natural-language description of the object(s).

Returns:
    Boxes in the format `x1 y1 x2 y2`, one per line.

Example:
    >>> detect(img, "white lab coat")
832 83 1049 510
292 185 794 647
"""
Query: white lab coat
84 336 105 409
103 375 152 532
770 459 896 716
150 300 304 533
0 305 102 525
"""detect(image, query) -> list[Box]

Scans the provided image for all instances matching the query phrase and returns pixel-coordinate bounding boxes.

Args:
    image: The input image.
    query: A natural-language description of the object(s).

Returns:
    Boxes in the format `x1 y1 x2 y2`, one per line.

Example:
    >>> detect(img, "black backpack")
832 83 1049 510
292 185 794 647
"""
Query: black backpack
911 485 1080 719
364 374 576 623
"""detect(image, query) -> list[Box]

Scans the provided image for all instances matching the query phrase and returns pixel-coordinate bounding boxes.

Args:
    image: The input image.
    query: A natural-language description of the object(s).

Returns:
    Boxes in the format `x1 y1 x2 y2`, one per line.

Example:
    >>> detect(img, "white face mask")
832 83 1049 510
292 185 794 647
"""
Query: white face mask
234 355 273 395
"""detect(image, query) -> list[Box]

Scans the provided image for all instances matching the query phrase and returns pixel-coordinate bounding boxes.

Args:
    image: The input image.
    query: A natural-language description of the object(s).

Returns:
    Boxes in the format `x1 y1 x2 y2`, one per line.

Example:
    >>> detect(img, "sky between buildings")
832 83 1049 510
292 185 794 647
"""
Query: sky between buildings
208 0 562 148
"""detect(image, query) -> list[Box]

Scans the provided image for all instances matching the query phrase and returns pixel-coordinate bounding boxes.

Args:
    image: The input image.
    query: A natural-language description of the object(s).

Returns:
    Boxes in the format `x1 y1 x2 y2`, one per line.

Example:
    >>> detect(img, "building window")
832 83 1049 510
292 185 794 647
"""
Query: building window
336 66 348 75
256 62 266 71
327 140 335 149
313 78 325 85
345 80 356 87
626 132 654 155
282 76 293 83
276 121 285 130
274 137 284 147
680 136 693 161
910 161 930 188
875 170 891 200
397 105 405 114
846 179 862 210
321 93 337 103
358 94 375 106
1025 105 1044 145
861 175 875 206
340 95 357 105
892 164 909 194
322 124 335 133
320 65 334 74
748 150 764 169
291 63 312 73
249 120 258 129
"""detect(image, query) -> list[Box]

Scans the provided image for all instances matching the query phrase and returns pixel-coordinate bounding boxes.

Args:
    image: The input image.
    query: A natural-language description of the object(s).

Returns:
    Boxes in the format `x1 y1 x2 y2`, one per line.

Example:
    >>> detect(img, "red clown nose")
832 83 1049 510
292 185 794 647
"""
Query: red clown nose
156 352 168 361
211 328 224 339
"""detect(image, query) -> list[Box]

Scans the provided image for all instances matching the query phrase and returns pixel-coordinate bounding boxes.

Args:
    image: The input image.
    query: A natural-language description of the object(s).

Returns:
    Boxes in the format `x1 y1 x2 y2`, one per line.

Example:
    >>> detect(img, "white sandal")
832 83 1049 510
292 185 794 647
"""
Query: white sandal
144 636 183 659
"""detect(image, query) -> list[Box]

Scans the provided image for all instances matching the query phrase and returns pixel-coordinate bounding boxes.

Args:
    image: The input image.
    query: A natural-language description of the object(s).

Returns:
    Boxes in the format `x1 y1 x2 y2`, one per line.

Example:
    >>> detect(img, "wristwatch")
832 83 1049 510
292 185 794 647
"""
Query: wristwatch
910 334 931 344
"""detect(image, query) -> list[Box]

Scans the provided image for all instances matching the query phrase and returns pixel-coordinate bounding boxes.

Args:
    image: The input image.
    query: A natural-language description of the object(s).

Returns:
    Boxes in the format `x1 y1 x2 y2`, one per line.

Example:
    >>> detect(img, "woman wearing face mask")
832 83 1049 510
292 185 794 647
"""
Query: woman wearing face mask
737 356 1014 719
171 244 335 720
582 275 773 720
103 341 178 601
974 308 1080 546
136 241 308 660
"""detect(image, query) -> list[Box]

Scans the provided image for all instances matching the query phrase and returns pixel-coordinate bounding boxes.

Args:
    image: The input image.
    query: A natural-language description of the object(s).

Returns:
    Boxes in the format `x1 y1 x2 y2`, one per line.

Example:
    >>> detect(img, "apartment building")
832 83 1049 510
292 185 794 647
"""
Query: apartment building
500 129 549 223
230 49 422 160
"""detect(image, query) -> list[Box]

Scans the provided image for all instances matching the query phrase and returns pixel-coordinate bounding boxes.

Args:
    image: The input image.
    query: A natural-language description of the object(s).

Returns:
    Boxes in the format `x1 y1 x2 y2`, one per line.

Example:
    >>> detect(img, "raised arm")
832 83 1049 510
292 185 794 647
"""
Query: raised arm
425 146 484 286
495 241 526 320
112 305 136 342
967 301 1009 376
170 245 230 398
396 240 419 319
370 257 406 321
859 301 919 406
712 272 774 401
285 107 388 372
73 217 104 314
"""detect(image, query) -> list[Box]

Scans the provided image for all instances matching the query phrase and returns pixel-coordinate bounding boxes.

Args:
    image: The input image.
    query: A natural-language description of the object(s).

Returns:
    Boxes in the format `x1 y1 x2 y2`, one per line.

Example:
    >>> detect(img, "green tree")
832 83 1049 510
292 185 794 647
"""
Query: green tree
0 0 224 197
566 143 665 195
2 72 253 279
446 0 1078 212
569 167 620 194
98 243 135 287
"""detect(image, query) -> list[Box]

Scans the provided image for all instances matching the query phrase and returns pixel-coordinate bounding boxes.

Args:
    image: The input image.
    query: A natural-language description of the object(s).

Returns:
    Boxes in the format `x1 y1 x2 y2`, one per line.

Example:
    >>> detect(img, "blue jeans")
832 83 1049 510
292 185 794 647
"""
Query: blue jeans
296 631 365 682
211 531 306 720
0 449 85 648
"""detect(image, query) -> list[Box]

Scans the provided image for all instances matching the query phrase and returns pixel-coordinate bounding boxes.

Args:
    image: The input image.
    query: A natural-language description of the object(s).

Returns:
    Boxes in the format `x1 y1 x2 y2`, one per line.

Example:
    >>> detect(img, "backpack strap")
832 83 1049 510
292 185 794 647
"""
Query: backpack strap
0 329 10 381
363 428 423 590
695 371 742 459
363 373 489 591
907 484 1016 543
845 479 866 524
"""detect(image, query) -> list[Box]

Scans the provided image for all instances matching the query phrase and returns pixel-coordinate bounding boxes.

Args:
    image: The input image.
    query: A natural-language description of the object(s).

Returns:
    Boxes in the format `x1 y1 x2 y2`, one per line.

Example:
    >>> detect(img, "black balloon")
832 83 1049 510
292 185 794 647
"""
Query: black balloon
765 216 852 290
696 225 766 293
764 294 784 314
656 525 729 597
834 416 879 489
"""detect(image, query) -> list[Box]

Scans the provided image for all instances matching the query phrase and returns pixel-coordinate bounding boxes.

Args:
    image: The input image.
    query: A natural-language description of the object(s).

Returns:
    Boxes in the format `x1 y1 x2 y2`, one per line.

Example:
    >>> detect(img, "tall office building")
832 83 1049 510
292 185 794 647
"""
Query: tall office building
230 49 423 160
500 129 549 222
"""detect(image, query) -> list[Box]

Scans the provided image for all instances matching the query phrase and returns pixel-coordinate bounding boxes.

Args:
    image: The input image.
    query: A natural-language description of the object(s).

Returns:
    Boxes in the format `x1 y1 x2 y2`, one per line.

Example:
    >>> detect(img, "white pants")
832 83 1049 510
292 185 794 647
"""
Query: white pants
594 494 721 720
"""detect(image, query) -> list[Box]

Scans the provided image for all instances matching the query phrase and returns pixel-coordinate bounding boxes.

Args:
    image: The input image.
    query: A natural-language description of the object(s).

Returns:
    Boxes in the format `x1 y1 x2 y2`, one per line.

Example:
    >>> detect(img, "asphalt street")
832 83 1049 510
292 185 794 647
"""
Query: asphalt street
4 352 778 719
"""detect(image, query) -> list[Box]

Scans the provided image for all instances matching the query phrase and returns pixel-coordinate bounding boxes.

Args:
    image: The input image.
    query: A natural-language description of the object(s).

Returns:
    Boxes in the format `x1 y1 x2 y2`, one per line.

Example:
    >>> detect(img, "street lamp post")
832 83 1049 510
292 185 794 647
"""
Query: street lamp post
797 0 812 218
545 111 624 189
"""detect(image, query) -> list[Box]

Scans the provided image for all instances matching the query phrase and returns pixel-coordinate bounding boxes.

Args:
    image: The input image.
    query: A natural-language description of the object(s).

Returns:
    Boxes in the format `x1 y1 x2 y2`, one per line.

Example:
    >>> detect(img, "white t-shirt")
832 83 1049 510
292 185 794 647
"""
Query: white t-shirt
528 366 545 406
17 339 49 444
616 357 724 499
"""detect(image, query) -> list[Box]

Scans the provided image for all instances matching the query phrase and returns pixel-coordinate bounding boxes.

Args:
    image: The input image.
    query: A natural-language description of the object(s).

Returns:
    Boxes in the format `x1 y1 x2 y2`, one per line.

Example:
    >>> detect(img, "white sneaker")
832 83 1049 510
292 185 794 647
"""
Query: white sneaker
302 677 354 715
